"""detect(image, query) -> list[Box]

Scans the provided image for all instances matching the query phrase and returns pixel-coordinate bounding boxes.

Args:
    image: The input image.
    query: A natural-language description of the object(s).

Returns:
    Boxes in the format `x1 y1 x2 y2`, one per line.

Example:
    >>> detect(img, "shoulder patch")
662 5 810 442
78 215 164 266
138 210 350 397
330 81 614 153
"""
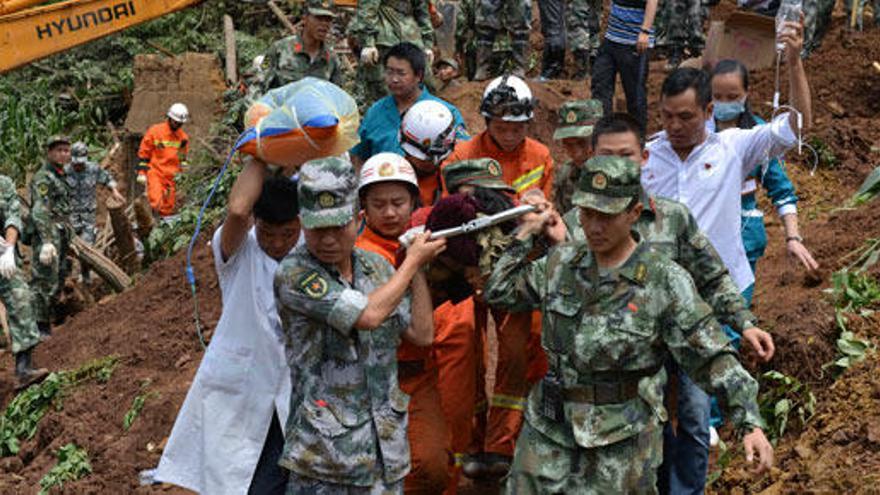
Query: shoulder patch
299 271 329 299
634 263 648 284
37 183 49 196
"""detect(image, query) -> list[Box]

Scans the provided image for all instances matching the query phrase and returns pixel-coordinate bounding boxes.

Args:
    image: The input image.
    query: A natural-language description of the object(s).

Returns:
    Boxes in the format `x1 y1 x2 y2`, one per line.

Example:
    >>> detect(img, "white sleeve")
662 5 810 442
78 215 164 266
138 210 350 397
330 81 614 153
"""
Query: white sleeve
726 113 798 182
212 225 245 282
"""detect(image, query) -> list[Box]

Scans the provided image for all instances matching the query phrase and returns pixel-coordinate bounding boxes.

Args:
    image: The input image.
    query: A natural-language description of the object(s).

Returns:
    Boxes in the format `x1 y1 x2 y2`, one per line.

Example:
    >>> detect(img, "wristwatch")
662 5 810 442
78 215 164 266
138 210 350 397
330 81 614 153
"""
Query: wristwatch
786 235 804 243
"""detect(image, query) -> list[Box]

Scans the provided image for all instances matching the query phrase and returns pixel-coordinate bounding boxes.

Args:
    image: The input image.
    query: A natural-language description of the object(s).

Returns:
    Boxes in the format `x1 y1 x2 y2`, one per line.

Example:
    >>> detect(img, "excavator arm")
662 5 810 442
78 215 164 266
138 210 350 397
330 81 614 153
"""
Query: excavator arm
0 0 203 73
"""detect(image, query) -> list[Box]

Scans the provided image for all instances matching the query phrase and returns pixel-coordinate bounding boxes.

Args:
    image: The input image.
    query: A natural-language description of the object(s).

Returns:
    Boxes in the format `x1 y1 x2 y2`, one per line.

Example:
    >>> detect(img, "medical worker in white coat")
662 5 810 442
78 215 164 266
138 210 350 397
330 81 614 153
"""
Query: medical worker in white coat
155 158 301 494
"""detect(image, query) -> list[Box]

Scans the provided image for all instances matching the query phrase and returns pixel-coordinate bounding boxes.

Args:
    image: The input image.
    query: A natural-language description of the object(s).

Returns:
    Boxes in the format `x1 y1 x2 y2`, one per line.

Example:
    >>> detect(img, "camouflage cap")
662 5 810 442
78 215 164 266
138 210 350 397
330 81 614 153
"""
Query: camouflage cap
46 134 71 149
305 0 336 17
571 156 642 214
71 141 89 164
298 156 358 229
553 99 603 141
443 159 514 194
435 57 459 71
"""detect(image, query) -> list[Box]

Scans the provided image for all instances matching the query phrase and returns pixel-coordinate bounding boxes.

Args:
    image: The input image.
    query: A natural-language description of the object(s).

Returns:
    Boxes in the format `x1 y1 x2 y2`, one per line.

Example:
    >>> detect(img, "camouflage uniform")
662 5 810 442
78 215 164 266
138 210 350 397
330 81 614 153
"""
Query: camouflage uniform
0 175 41 355
473 0 532 79
274 157 411 493
262 0 346 94
802 0 835 56
456 0 478 79
64 161 117 244
351 0 435 107
663 0 705 64
484 157 765 494
28 160 72 328
550 100 603 214
566 0 603 78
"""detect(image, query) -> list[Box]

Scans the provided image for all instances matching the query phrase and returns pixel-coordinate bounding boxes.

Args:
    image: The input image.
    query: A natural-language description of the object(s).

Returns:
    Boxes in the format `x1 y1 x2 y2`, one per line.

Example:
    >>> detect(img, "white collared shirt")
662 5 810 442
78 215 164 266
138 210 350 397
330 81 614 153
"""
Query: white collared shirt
643 113 797 291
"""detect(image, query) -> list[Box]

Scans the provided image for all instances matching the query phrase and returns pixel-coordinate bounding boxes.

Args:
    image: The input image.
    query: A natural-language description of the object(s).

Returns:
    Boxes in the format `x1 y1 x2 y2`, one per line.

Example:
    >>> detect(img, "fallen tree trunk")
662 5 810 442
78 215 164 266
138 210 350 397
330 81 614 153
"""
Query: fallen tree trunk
106 196 138 273
71 236 131 293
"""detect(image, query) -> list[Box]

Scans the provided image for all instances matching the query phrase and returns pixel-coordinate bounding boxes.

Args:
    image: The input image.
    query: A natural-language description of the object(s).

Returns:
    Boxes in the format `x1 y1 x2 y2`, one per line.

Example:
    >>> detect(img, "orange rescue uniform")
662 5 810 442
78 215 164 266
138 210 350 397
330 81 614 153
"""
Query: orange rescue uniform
355 225 451 494
137 121 189 217
441 130 551 460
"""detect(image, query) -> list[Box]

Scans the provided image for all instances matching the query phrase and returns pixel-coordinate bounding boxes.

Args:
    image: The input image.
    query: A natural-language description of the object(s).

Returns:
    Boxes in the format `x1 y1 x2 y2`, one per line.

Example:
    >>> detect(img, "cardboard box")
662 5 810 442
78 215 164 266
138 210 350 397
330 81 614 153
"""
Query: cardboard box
704 11 778 71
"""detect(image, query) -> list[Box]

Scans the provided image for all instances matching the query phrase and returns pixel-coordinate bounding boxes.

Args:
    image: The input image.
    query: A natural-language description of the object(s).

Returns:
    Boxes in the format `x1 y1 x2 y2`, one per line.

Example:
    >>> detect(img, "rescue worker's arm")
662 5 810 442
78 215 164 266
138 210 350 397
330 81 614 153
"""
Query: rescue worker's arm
0 177 23 243
414 0 435 49
760 160 818 273
353 0 381 49
97 166 125 203
782 16 812 129
676 208 775 361
29 176 56 246
220 157 267 261
179 134 190 169
539 152 555 200
636 0 658 53
484 235 546 313
402 270 434 346
660 264 772 472
136 128 155 178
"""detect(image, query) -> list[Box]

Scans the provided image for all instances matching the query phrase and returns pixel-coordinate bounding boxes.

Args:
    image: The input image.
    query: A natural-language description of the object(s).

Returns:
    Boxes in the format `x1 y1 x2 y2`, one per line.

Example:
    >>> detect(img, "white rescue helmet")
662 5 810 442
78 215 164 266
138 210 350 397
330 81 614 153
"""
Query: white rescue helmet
167 103 190 124
480 75 534 122
358 152 420 197
399 100 457 163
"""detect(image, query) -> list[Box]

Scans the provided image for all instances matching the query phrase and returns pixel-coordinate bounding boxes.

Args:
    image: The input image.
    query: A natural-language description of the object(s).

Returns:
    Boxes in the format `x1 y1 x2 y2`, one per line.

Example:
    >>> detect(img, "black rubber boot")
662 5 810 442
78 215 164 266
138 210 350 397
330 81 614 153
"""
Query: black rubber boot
572 49 592 80
15 349 49 391
38 321 51 340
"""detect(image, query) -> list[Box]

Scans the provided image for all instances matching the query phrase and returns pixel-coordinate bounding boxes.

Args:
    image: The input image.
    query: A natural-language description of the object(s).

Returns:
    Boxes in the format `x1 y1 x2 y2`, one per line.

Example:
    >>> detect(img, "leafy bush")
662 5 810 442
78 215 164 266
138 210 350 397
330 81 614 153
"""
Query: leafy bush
758 370 816 441
39 443 92 495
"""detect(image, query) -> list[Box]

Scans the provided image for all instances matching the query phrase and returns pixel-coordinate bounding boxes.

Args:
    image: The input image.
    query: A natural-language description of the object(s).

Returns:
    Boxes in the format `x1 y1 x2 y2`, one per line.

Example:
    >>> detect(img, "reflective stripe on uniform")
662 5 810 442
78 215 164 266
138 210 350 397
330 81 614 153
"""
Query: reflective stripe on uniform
153 140 184 148
490 393 526 411
453 452 465 467
512 166 545 193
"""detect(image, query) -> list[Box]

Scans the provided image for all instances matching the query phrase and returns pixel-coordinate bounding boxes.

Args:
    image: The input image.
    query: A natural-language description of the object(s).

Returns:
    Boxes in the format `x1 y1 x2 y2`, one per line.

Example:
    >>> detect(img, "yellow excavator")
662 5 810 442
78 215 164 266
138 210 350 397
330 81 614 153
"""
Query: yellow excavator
0 0 206 73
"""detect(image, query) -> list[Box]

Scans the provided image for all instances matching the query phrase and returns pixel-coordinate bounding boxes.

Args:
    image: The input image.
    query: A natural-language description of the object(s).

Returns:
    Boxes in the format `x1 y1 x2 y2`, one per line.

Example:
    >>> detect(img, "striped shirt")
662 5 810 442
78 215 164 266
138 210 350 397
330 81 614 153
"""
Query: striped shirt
605 1 655 47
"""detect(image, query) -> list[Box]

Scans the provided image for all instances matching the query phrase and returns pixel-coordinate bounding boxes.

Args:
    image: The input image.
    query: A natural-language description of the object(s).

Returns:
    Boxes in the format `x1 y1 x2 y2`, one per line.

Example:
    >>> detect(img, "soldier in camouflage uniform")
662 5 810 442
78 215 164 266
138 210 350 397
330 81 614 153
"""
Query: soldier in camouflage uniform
261 0 346 93
28 135 73 339
566 0 603 79
473 0 532 80
273 157 445 494
350 0 435 108
551 99 603 214
0 174 49 389
65 142 124 282
663 0 705 69
484 156 774 494
802 0 834 56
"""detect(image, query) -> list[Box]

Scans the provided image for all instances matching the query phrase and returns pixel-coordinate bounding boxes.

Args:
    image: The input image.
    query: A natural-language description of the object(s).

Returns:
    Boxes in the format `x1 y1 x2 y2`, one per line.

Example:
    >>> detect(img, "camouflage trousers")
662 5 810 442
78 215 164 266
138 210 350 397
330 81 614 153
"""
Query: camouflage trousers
286 472 403 494
0 272 41 354
505 419 663 494
30 233 71 325
663 0 705 52
567 0 602 56
845 0 880 29
803 0 835 55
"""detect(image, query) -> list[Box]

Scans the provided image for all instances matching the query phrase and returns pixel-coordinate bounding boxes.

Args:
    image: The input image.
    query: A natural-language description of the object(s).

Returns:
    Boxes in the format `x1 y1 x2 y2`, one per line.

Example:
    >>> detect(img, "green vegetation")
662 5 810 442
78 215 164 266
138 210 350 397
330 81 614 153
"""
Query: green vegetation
757 370 817 442
0 356 118 456
808 136 839 170
122 380 160 431
38 443 92 495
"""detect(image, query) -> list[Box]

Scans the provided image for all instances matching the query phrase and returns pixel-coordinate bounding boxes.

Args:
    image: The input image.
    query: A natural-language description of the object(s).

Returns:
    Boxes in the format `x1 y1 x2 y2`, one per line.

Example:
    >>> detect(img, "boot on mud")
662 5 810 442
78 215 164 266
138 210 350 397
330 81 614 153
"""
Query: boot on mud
15 349 49 390
665 47 683 71
461 453 488 479
538 47 565 81
511 39 529 78
473 41 495 81
572 49 592 80
38 321 51 341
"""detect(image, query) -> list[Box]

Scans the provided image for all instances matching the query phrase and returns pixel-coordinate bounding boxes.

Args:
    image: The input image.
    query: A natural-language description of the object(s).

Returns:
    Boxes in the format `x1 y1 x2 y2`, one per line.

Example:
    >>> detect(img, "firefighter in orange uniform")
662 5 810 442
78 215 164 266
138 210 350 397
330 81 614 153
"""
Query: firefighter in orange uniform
355 152 451 494
442 75 552 479
137 103 190 219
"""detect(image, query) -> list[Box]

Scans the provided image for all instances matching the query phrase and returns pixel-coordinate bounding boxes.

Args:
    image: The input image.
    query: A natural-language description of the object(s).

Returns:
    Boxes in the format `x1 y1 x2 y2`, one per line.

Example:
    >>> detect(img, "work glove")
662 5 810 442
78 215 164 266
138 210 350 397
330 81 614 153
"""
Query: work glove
39 243 57 266
424 49 434 66
136 174 147 186
0 246 15 279
360 47 379 65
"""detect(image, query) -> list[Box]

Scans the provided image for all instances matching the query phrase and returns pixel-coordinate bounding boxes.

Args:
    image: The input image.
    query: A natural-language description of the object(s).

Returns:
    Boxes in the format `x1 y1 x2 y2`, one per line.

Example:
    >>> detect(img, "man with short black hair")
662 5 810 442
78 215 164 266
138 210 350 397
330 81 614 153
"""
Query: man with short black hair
156 158 301 495
643 19 810 493
351 42 467 168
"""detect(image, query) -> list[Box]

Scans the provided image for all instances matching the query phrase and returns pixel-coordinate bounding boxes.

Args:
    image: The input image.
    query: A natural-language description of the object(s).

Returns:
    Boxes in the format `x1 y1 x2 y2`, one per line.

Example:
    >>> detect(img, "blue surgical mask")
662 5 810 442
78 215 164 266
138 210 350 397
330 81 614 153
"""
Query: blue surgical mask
713 99 746 122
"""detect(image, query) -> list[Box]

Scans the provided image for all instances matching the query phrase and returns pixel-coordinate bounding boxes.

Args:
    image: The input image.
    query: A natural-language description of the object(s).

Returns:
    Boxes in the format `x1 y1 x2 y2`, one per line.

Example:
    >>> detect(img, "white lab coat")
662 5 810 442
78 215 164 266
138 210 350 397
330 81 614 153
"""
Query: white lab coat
155 226 292 494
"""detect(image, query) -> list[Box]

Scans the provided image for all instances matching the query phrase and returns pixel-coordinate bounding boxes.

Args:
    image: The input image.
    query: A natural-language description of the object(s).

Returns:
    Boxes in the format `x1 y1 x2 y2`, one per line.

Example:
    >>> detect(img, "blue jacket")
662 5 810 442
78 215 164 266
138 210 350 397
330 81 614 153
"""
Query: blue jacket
351 87 468 161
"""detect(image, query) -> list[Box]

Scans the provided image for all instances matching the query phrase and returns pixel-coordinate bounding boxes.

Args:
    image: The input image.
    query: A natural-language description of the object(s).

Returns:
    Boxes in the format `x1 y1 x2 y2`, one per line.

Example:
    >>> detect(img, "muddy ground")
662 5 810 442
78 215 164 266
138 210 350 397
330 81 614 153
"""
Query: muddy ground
2 2 880 494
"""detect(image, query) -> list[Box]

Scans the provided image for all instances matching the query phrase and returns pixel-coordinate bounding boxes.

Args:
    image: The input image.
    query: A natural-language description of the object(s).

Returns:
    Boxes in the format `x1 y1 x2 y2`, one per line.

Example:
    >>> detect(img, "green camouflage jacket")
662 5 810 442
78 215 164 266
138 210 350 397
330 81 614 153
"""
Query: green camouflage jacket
64 162 115 236
485 237 765 449
352 0 433 49
0 175 23 235
28 162 71 246
261 33 345 93
274 244 411 486
563 196 757 334
551 159 584 215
